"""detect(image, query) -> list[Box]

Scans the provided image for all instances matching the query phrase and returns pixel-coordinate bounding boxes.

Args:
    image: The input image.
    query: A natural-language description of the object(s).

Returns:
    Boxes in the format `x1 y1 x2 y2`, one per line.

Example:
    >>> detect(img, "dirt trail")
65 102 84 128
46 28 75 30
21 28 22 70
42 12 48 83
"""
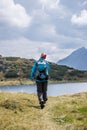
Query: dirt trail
32 97 61 130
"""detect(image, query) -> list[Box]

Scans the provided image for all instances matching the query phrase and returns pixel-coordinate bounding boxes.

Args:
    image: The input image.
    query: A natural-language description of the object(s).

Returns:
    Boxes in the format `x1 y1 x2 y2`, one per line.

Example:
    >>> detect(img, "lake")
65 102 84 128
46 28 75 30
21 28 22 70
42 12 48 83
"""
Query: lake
0 82 87 96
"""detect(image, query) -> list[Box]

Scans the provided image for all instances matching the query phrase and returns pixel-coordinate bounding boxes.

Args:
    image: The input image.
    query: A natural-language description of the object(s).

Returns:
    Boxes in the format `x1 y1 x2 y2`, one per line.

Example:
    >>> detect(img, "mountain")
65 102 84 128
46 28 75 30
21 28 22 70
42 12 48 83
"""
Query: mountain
57 47 87 70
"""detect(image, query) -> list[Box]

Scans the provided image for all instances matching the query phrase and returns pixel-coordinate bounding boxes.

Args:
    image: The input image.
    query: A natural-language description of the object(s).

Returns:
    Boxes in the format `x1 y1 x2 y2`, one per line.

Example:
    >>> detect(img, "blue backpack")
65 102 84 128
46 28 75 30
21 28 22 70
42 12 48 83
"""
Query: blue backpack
35 60 48 80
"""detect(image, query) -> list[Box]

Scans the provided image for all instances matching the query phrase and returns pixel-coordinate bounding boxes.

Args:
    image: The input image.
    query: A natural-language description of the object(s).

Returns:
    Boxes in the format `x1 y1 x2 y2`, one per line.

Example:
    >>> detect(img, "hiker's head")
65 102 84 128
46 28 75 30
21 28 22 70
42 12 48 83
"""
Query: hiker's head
41 53 46 59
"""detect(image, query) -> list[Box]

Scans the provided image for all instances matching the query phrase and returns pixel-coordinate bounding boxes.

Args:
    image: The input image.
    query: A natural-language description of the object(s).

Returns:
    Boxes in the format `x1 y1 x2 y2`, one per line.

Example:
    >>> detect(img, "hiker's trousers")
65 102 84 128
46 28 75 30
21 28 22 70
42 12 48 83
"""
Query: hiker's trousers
36 81 48 103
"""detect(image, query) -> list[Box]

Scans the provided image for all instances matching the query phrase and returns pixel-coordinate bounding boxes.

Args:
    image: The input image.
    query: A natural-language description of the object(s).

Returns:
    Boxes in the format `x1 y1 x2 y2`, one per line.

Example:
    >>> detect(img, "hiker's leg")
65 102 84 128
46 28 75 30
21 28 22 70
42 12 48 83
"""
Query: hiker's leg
42 81 48 102
36 82 43 103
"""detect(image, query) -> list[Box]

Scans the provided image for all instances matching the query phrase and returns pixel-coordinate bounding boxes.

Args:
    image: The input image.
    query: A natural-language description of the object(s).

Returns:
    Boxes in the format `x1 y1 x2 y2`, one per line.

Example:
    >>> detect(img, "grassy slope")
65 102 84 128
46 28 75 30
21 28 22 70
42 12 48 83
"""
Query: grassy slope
1 56 87 85
0 78 34 86
0 92 87 130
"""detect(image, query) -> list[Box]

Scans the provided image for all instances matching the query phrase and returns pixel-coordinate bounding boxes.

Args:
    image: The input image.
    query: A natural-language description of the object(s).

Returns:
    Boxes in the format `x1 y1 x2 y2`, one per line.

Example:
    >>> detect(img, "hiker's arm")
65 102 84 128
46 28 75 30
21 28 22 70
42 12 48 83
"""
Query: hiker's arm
47 62 50 70
30 62 37 80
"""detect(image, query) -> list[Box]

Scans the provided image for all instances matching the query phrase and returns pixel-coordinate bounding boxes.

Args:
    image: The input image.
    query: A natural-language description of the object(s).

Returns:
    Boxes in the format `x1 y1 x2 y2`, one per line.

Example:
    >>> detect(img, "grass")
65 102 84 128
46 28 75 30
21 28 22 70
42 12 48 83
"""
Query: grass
0 92 87 130
0 78 87 86
51 93 87 129
0 78 34 86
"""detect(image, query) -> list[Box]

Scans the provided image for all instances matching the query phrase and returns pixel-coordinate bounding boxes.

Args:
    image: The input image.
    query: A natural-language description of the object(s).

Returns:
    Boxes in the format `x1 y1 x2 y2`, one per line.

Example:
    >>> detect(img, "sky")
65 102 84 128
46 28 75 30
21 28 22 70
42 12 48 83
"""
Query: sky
0 0 87 62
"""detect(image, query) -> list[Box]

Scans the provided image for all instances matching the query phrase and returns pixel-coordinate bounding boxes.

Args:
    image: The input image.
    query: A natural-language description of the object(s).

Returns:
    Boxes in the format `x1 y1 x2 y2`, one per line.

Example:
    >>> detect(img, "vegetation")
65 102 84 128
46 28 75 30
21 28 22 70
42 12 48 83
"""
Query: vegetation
0 92 87 130
0 55 87 86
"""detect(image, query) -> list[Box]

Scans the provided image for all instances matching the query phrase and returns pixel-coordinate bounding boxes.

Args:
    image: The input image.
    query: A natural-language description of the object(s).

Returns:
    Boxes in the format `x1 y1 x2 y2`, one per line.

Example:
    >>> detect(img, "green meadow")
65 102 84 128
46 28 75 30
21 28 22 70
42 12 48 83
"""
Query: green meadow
0 92 87 130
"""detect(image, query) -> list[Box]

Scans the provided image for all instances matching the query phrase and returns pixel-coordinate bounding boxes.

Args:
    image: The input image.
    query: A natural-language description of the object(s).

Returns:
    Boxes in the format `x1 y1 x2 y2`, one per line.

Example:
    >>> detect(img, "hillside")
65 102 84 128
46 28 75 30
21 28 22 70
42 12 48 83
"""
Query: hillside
0 92 87 130
58 47 87 70
0 55 87 85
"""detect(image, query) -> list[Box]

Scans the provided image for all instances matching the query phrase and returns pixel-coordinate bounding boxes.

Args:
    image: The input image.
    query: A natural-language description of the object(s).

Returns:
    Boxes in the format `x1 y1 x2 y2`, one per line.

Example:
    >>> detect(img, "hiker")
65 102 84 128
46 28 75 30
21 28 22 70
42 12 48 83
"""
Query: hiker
30 53 50 109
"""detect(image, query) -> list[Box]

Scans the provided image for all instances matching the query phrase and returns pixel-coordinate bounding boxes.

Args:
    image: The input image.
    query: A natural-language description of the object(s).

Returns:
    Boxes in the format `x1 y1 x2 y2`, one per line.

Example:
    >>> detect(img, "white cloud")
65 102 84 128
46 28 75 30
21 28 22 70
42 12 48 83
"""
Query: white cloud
0 0 31 28
71 10 87 26
0 0 87 62
0 38 61 62
0 36 86 62
39 0 69 19
40 0 60 9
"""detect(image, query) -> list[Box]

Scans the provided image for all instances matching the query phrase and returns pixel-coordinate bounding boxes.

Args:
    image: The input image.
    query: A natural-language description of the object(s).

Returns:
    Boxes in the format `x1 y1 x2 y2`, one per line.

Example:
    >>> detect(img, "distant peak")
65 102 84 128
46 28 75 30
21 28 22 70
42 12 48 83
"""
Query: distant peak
78 47 87 50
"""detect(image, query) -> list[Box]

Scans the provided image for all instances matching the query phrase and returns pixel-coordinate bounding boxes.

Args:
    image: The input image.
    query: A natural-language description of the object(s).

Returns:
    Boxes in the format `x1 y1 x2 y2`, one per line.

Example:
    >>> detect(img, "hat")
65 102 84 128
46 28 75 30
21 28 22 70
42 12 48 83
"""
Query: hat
41 53 46 59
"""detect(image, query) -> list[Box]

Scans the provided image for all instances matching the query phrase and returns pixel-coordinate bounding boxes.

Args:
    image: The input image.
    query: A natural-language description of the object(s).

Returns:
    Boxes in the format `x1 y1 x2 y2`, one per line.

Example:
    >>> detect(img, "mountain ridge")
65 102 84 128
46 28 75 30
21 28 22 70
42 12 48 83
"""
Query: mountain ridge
57 47 87 70
0 54 87 84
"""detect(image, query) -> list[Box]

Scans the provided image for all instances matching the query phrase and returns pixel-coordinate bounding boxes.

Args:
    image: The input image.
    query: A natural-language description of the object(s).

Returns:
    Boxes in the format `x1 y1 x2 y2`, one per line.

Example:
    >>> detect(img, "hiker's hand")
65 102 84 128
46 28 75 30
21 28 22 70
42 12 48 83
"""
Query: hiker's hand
30 77 34 81
31 78 35 84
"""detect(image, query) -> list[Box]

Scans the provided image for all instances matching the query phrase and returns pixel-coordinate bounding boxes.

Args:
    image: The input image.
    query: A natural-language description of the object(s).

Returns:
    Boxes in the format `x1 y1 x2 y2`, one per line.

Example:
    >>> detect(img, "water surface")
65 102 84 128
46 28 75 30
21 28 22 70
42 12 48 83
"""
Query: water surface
0 82 87 96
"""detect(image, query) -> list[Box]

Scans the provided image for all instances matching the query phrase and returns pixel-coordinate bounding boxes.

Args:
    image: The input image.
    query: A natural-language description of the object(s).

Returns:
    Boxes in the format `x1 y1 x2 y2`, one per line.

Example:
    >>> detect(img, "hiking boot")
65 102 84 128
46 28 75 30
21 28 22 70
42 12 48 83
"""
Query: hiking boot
40 101 45 109
44 98 48 104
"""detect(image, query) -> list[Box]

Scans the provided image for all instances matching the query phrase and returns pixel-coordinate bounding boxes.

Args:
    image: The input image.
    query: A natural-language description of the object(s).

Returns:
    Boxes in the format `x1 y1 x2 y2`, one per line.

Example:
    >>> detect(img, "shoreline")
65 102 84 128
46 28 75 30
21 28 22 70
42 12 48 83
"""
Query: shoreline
0 78 87 86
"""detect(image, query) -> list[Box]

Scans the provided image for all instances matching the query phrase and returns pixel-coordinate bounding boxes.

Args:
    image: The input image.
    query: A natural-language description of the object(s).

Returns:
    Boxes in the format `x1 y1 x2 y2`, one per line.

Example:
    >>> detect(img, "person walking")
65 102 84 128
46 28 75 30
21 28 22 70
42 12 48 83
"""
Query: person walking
30 53 50 109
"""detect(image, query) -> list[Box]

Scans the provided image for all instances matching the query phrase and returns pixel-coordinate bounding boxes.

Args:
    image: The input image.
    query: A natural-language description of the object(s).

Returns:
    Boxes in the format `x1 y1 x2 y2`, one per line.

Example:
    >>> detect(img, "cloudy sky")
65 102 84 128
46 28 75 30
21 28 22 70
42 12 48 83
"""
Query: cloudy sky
0 0 87 62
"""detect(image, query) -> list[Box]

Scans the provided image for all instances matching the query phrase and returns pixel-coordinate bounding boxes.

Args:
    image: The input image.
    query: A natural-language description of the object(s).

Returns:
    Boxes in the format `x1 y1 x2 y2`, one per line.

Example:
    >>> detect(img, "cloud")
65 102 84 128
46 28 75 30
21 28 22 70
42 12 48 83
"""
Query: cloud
0 0 87 62
39 0 69 19
71 10 87 26
0 38 59 62
40 0 60 9
0 0 31 28
0 35 87 62
32 24 57 42
82 0 87 6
